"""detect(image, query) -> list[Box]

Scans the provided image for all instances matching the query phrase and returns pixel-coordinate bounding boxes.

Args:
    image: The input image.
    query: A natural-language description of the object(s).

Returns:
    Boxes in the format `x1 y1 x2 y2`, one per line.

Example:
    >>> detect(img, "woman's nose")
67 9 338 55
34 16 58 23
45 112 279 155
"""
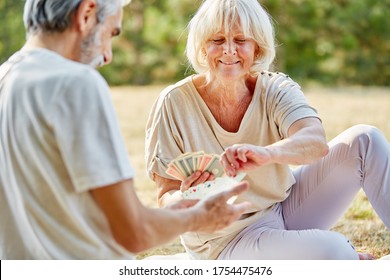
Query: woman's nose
223 41 237 55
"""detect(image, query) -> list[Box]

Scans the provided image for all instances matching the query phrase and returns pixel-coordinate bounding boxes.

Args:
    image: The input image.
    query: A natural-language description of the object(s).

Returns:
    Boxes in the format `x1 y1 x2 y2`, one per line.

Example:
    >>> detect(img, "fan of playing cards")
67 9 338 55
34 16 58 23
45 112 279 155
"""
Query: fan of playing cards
166 151 224 181
166 151 246 202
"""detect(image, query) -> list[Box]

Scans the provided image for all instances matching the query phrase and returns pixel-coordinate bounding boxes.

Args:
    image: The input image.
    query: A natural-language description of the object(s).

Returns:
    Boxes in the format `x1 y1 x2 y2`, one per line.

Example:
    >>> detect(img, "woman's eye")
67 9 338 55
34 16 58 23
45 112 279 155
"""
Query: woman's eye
212 39 224 44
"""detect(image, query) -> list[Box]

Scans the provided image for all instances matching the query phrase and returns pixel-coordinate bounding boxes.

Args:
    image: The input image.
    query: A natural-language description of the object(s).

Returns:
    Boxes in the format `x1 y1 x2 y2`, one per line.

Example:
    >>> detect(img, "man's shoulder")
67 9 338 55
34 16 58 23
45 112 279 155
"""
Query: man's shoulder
21 49 104 85
10 49 110 103
59 61 105 88
49 53 103 84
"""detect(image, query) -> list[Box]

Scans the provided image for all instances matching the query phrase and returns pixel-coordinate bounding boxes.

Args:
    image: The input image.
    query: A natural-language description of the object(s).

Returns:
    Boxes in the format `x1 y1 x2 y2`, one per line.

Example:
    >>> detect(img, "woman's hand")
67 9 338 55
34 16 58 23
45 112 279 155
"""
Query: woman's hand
220 118 329 177
220 144 271 177
180 171 215 192
155 171 214 207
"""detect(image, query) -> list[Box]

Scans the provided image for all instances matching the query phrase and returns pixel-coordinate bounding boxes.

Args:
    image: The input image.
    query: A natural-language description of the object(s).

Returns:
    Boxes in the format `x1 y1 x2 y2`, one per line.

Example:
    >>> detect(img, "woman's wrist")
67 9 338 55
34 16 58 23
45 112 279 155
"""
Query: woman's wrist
159 189 183 207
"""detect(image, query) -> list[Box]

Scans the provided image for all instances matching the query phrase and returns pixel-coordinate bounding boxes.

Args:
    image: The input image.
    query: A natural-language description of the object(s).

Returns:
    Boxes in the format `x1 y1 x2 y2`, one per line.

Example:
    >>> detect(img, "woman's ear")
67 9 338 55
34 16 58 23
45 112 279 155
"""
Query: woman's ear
74 0 97 35
254 46 262 60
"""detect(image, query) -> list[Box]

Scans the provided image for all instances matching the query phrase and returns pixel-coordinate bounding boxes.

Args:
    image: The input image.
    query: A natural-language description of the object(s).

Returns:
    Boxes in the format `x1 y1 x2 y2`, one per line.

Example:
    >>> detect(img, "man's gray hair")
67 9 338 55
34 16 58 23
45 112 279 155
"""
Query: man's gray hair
23 0 130 36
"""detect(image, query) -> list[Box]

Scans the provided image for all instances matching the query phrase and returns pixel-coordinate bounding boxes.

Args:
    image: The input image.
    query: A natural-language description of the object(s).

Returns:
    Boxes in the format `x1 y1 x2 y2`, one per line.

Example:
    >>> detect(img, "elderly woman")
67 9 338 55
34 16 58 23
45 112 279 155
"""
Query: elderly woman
145 0 390 260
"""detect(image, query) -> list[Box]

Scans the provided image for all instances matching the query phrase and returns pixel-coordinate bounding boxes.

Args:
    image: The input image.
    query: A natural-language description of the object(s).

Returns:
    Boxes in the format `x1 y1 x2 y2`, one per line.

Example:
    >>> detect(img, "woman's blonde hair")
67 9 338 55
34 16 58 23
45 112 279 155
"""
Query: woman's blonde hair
186 0 275 74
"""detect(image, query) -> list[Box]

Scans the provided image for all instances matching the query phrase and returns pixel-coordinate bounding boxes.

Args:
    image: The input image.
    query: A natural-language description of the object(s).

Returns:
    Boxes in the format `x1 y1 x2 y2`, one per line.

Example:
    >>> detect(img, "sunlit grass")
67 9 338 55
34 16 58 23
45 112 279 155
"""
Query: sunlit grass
111 85 390 259
344 192 376 220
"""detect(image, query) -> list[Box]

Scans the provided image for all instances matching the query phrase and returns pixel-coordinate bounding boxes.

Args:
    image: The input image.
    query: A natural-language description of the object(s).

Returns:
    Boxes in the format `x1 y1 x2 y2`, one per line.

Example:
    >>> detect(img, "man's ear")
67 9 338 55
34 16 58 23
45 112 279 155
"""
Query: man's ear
74 0 97 35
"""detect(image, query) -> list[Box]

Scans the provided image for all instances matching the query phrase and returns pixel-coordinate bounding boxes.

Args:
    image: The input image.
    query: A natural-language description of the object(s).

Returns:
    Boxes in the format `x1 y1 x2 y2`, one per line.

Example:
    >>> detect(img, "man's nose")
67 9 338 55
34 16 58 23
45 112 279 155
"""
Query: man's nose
103 49 113 65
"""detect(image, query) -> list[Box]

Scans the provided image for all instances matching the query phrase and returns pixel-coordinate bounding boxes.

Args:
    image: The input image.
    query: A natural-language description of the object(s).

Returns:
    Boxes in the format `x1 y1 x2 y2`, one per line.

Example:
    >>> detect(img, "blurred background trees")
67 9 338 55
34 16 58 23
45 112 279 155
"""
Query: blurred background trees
1 0 389 86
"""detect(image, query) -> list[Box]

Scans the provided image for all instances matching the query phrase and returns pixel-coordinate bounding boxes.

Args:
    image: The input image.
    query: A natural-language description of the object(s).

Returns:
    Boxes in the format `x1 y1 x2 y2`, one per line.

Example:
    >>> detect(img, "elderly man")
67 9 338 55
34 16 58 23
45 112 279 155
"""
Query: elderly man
0 0 249 259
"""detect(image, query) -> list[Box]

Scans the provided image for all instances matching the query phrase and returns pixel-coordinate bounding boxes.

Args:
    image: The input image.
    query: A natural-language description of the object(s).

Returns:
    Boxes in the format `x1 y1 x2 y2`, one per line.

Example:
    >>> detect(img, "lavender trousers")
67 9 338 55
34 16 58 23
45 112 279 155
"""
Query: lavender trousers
218 125 390 259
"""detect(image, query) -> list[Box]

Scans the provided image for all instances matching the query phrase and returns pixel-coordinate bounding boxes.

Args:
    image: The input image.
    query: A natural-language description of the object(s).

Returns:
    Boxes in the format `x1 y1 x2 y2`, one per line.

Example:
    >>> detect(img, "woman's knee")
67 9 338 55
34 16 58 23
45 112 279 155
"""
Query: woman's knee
348 124 387 145
333 124 387 155
345 124 382 142
310 231 358 260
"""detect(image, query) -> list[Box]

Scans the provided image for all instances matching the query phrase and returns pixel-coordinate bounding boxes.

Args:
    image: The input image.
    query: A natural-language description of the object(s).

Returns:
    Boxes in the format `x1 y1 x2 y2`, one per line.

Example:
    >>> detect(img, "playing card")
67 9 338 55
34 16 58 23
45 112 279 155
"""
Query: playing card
190 151 205 171
199 154 213 172
175 157 192 177
232 172 247 182
176 152 191 160
204 154 224 177
166 152 247 183
182 184 203 199
195 154 204 170
166 163 186 180
183 154 196 174
182 177 241 204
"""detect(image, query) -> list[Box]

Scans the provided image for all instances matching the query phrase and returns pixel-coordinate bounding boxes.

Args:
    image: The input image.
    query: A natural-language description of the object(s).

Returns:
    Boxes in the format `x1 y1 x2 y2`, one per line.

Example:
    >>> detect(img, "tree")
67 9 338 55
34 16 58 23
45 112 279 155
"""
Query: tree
1 0 389 86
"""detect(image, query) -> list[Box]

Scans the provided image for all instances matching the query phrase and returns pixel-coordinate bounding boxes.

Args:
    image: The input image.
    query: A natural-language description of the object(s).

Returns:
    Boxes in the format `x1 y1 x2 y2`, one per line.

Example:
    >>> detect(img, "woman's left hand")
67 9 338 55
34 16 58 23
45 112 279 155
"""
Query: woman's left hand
180 171 215 192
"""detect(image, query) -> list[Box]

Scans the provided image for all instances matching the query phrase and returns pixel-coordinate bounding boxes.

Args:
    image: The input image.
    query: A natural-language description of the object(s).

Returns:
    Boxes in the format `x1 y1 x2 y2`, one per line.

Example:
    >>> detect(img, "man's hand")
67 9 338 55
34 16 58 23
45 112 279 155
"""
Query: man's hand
91 179 249 253
189 181 251 233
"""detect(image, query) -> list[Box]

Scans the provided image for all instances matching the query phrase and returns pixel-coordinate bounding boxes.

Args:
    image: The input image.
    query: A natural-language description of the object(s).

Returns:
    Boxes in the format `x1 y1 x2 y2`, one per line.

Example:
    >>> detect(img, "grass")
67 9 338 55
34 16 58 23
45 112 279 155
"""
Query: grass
111 84 390 259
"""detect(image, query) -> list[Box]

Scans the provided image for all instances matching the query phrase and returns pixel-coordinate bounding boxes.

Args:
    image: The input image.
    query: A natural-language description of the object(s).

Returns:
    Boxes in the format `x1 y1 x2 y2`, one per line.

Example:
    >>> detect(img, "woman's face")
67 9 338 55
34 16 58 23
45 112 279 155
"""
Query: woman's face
204 22 258 81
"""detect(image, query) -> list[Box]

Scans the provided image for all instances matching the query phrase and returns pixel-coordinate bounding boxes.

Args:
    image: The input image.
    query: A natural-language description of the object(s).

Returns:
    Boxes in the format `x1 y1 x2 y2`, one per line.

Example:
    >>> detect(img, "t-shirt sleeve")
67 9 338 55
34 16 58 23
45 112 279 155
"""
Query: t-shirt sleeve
265 73 320 138
50 68 134 192
145 88 184 180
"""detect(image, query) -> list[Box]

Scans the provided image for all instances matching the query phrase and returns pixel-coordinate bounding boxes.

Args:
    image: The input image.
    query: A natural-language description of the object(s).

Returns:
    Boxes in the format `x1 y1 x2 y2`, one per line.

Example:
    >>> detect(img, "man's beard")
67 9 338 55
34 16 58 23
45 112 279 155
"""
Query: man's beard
80 26 105 68
88 55 105 68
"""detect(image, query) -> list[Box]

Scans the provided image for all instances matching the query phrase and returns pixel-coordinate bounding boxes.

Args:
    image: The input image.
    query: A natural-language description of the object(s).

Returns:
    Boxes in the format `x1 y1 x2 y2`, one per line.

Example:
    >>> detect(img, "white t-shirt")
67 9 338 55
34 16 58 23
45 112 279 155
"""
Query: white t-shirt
145 73 319 259
0 49 135 259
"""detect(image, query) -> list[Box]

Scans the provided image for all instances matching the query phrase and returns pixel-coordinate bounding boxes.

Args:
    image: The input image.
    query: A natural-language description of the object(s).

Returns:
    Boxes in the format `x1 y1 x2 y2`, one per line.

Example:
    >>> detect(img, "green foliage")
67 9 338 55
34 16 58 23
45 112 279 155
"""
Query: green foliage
1 0 389 86
99 0 196 85
266 0 390 86
0 0 25 64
